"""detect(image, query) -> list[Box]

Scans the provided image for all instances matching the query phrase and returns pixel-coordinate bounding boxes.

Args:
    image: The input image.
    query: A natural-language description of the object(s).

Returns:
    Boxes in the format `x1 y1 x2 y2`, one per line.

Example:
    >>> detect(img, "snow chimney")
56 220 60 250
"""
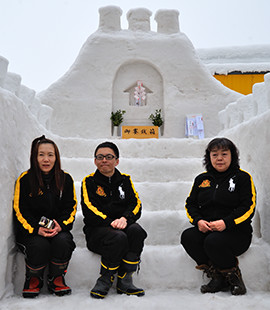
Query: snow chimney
98 6 122 32
127 8 152 31
155 9 180 34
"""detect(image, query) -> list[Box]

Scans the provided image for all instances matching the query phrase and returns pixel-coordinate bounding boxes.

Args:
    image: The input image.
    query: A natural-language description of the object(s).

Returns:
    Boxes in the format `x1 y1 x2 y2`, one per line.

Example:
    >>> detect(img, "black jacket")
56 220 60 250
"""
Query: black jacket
13 170 77 237
185 167 256 231
81 168 142 233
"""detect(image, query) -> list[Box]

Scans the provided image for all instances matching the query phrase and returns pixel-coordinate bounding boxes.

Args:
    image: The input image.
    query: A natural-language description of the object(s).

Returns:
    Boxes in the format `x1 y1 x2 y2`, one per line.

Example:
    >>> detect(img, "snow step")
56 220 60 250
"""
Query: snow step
55 137 207 159
62 157 203 183
13 240 270 294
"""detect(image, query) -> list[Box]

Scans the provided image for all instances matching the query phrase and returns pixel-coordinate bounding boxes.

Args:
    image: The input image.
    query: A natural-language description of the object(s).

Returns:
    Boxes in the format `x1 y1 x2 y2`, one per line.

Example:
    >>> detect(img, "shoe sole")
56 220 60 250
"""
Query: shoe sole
116 288 145 296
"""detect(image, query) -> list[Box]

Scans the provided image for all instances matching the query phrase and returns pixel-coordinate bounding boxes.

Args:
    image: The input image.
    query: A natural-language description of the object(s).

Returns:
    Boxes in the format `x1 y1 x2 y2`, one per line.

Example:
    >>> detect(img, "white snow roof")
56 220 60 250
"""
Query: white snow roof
197 44 270 75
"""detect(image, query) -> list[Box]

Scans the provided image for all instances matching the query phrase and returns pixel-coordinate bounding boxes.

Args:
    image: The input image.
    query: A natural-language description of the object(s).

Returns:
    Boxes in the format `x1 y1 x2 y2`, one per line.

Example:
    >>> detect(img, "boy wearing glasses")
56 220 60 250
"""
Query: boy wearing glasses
81 142 147 299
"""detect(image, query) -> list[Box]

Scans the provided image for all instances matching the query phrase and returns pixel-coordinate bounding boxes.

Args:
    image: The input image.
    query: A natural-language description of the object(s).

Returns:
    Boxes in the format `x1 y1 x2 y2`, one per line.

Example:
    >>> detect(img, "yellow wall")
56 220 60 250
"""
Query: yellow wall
214 73 266 95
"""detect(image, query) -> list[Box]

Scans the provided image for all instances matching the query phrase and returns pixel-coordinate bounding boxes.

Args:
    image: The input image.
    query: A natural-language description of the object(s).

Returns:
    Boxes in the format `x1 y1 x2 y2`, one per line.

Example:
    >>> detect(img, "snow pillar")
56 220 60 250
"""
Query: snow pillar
0 56 8 88
155 9 180 34
127 8 152 31
3 72 22 96
98 6 122 32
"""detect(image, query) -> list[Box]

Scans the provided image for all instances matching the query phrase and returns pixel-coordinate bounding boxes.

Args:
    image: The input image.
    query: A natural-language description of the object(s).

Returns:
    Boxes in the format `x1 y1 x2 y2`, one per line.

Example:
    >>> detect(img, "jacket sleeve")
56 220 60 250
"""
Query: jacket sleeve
13 172 40 235
121 174 142 225
81 175 113 227
185 175 204 226
223 170 256 229
57 172 77 231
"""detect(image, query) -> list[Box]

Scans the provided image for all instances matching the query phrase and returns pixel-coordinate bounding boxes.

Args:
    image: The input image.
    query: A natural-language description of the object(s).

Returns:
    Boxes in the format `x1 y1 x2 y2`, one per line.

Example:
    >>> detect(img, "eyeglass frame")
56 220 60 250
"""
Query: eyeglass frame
95 154 118 161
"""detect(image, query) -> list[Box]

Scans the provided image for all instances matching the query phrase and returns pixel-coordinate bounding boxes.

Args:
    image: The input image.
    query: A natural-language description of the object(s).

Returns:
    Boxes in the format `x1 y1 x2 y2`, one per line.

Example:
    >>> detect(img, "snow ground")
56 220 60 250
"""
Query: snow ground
1 288 270 310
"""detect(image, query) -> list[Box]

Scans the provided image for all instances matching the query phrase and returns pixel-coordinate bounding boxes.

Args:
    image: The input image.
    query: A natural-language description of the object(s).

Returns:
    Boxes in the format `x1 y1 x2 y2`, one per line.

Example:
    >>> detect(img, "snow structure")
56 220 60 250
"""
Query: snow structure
1 5 270 309
198 44 270 75
37 6 240 139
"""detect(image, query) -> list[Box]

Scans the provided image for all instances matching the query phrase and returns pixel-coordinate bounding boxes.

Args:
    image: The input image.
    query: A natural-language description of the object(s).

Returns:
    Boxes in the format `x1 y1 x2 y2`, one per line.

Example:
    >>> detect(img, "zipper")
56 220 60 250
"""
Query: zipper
109 177 112 196
213 184 218 201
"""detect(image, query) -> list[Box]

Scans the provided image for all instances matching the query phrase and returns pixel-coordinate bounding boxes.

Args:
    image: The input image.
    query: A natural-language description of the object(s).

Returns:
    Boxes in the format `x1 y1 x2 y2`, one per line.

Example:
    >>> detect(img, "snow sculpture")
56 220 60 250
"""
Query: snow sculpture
38 5 240 138
127 8 152 31
98 6 122 32
155 9 180 34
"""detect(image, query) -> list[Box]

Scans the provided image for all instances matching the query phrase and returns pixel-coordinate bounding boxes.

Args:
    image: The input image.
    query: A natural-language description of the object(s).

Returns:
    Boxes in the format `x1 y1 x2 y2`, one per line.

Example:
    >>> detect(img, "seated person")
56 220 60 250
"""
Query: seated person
81 141 147 299
13 135 77 298
181 137 256 295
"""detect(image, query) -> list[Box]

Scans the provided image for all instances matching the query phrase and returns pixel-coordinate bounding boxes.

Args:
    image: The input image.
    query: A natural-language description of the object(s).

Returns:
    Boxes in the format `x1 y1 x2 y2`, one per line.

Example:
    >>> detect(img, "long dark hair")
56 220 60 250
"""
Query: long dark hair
28 135 65 195
203 137 240 172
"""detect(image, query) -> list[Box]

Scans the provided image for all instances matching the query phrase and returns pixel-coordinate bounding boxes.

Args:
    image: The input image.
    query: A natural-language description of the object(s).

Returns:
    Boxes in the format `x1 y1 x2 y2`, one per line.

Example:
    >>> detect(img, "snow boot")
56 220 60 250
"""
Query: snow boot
90 262 118 299
220 261 246 295
116 253 145 296
196 264 230 294
22 263 46 298
47 261 71 296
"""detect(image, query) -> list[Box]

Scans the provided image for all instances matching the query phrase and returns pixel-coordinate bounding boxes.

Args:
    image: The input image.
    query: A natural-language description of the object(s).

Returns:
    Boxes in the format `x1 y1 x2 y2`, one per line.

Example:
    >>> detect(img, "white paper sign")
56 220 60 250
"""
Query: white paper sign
185 114 204 139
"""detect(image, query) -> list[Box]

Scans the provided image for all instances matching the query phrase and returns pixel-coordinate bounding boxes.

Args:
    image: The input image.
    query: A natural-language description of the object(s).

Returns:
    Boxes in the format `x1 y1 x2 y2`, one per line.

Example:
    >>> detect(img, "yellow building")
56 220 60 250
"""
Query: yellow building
214 71 268 95
198 45 270 95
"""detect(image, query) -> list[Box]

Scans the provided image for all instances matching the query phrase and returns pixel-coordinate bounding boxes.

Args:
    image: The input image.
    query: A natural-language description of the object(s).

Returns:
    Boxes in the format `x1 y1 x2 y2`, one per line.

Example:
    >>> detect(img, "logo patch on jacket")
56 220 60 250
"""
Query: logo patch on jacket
118 185 125 199
29 189 43 197
96 186 107 197
199 179 211 188
228 178 236 192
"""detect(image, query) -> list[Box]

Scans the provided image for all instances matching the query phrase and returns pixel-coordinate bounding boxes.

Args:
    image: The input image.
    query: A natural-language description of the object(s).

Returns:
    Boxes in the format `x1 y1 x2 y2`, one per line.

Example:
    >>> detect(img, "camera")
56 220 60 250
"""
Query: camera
39 216 55 229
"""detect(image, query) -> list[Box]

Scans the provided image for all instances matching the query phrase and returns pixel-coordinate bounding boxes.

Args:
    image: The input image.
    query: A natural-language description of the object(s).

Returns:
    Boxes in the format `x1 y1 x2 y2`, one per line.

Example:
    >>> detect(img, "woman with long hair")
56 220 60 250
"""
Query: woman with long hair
13 135 77 298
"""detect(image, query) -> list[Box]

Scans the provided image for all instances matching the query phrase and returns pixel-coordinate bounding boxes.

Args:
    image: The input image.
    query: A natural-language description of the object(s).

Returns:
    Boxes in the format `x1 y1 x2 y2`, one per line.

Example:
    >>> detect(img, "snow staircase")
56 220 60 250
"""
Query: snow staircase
13 138 269 294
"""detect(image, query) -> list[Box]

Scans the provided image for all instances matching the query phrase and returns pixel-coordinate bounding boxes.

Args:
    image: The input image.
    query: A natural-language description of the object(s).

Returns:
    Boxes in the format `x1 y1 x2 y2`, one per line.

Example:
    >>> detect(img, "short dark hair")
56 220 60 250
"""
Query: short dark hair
94 141 119 158
203 137 240 172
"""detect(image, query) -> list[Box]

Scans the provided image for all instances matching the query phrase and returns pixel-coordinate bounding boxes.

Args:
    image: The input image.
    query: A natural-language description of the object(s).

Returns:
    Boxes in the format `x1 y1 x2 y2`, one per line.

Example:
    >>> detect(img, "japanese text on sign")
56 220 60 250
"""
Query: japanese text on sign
122 126 159 139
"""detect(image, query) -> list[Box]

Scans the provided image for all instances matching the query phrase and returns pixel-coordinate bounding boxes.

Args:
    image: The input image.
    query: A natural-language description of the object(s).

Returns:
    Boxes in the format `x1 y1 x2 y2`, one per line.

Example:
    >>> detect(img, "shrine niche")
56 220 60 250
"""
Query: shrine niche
124 80 152 106
113 61 163 126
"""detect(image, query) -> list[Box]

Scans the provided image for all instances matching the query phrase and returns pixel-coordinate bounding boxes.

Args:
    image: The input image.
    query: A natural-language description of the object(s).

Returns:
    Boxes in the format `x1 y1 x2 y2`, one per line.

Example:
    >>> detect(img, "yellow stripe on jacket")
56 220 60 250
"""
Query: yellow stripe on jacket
82 174 107 220
122 173 142 215
63 172 77 226
13 171 34 234
234 169 256 225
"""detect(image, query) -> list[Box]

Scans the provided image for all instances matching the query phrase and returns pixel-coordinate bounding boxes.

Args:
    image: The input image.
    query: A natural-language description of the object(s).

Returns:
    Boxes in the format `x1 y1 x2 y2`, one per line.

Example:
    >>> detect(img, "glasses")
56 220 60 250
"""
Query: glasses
95 154 117 161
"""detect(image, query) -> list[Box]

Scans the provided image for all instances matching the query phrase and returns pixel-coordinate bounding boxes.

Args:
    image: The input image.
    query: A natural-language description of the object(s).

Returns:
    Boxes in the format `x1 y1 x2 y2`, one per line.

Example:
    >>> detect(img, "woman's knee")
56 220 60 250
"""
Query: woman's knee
203 233 224 253
181 227 198 246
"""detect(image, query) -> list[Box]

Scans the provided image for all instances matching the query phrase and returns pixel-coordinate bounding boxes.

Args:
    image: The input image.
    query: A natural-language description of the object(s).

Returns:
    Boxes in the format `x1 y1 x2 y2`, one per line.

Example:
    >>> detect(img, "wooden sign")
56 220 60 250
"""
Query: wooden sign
122 126 159 139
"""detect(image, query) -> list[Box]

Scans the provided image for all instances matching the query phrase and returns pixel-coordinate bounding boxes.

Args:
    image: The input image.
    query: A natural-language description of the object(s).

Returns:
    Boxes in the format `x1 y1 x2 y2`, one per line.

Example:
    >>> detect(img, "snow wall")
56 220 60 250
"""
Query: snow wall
1 70 270 299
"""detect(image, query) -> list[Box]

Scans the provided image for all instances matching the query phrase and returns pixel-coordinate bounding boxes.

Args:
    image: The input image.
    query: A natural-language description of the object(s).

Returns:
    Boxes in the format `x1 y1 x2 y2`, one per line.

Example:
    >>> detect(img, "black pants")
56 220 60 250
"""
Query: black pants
180 226 252 269
16 231 76 268
85 223 147 268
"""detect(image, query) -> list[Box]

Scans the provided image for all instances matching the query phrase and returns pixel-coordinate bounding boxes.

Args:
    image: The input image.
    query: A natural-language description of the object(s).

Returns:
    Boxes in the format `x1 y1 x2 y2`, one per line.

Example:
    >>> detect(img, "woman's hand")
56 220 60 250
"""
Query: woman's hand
111 217 127 230
197 219 212 233
38 219 62 237
209 220 226 232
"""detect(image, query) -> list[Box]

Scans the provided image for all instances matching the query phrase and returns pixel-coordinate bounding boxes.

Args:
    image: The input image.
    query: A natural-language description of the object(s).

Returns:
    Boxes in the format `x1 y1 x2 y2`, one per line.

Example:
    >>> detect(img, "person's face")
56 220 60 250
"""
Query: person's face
37 143 56 174
210 148 232 173
94 147 119 177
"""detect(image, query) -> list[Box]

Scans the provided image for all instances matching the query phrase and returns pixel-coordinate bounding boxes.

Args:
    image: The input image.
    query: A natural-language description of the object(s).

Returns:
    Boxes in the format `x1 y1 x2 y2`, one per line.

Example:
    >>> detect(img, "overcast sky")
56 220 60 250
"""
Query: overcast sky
0 0 270 92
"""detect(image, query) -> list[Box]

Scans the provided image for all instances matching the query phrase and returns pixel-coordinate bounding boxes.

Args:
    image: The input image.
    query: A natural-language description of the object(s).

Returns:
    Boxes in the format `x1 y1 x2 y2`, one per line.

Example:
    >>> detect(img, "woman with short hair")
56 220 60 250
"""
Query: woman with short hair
181 137 256 295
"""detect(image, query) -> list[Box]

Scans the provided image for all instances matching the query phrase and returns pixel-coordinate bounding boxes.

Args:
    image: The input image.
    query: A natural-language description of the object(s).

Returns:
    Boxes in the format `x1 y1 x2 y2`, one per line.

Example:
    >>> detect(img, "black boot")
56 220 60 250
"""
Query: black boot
22 263 46 298
220 263 246 295
47 261 71 296
90 262 118 299
196 264 230 294
116 253 145 297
